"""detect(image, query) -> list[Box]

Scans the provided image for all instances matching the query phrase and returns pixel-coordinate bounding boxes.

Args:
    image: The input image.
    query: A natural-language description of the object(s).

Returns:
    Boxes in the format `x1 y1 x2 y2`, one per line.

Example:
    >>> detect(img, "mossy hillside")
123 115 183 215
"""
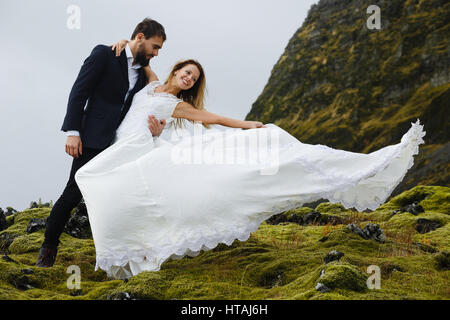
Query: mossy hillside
0 185 448 300
245 0 450 197
319 261 368 292
377 185 450 213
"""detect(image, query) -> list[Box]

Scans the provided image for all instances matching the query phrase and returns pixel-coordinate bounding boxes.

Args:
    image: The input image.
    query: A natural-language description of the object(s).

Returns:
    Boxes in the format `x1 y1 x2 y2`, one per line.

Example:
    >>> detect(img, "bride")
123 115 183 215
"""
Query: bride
75 45 426 280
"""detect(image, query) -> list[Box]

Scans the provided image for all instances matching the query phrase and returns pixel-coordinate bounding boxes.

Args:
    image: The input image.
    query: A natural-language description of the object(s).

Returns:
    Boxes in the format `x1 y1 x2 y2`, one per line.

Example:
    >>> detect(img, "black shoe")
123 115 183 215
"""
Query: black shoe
35 246 57 267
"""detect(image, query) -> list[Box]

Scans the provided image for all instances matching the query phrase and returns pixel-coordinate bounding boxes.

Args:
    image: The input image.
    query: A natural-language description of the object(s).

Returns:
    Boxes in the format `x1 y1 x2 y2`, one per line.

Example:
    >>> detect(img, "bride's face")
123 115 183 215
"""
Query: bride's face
173 64 201 90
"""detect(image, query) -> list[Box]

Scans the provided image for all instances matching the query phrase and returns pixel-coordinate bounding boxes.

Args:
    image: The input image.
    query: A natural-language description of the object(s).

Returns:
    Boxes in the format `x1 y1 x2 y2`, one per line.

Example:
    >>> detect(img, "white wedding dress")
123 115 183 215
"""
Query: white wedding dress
75 80 426 279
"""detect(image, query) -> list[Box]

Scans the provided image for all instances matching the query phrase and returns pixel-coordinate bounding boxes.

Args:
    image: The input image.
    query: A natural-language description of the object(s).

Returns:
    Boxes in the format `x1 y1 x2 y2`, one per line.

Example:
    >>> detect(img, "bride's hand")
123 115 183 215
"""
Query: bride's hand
243 121 266 129
111 39 128 57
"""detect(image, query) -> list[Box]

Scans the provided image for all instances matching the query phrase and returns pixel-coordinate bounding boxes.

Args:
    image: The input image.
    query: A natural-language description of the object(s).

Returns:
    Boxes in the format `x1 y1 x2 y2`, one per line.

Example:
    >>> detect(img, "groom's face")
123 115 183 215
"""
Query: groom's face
135 34 164 66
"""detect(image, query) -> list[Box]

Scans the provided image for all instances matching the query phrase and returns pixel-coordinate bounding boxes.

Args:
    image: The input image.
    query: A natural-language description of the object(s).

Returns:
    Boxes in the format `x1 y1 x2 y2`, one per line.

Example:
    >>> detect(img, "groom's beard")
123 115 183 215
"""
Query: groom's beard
134 48 152 67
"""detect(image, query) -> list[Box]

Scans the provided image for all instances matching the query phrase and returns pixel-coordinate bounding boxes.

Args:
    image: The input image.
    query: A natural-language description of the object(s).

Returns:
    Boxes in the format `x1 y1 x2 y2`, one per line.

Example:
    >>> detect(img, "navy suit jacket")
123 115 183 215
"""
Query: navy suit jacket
61 45 147 149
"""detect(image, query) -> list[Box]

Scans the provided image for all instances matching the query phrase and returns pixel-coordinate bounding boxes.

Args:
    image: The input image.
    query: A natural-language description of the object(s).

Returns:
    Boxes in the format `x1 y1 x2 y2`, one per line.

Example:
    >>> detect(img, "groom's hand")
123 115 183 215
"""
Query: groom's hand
65 136 83 158
148 115 166 137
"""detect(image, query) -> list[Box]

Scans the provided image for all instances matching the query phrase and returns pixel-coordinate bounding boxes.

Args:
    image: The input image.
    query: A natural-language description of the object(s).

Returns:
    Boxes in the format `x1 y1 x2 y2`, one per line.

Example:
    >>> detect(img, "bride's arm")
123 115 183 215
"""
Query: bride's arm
144 65 158 84
172 102 266 129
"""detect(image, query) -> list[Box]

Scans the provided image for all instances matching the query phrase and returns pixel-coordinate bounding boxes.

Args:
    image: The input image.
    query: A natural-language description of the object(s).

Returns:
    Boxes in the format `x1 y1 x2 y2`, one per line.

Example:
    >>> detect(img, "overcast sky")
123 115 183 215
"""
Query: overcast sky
0 0 318 211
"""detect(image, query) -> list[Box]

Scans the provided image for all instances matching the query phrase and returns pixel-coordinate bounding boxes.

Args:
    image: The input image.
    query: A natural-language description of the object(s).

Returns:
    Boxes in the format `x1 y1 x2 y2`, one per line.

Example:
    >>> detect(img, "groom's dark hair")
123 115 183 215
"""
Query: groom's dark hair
131 18 166 41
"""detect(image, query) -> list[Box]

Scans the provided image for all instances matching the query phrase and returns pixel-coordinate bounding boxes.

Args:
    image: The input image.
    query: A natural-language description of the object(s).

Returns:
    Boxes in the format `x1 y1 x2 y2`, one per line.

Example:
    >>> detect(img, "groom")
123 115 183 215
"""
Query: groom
36 18 167 267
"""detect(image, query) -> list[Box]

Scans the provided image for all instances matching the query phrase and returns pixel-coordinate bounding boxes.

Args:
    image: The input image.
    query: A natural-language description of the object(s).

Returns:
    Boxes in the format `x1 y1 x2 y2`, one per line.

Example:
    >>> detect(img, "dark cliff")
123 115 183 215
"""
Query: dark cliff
246 0 449 197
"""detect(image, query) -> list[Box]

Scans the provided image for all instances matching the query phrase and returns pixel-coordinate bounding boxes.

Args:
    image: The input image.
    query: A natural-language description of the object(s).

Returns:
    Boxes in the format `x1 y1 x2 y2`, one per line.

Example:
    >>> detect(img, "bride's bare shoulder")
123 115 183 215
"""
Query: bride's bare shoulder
172 101 194 116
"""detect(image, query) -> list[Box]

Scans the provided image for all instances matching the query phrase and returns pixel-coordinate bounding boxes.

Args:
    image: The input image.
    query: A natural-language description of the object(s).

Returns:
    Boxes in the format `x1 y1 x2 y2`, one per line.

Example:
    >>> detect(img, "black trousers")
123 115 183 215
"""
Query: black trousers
43 147 103 249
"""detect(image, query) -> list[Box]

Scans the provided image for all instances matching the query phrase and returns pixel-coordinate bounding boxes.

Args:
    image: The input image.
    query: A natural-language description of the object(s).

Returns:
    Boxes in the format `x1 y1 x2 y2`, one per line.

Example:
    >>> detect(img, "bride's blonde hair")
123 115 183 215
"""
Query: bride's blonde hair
165 59 210 130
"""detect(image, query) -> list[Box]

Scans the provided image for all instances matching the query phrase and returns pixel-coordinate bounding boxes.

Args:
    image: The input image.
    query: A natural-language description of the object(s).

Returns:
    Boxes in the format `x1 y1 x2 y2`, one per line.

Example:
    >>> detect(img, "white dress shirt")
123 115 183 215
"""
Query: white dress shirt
66 43 142 137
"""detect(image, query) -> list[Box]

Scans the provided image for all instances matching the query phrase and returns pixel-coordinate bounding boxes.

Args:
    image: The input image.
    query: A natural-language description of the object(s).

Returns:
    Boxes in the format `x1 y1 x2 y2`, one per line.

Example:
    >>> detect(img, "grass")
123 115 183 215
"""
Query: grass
0 185 448 300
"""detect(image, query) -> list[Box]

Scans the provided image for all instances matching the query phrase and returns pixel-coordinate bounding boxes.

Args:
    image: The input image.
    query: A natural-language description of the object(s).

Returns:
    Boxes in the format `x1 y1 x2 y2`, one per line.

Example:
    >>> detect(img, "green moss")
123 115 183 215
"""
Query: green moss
384 211 449 231
9 233 44 254
315 202 347 214
0 185 448 300
285 207 314 219
379 185 449 212
109 272 171 300
5 215 14 227
318 261 368 292
433 251 450 270
2 208 50 237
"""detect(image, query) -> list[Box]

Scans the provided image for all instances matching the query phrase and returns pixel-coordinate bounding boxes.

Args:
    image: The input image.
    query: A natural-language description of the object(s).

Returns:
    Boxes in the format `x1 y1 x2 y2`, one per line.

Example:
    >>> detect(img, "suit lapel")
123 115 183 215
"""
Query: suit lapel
124 68 145 106
135 67 146 91
118 50 129 87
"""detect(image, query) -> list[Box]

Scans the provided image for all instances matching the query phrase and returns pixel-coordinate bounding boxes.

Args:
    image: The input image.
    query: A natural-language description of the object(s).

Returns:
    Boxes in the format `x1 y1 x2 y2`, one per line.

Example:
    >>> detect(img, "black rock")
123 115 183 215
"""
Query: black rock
4 207 18 216
303 211 322 225
346 223 386 242
320 269 325 277
326 215 344 225
288 213 304 225
64 215 91 238
265 213 289 225
69 289 83 296
266 210 343 227
346 223 369 239
63 202 92 239
29 201 39 209
0 232 16 253
107 292 136 300
265 211 303 225
21 268 35 275
434 251 449 270
302 211 343 226
10 275 34 290
7 271 36 290
393 202 425 216
26 218 46 233
324 250 344 264
404 203 425 215
0 210 7 232
416 219 442 234
2 254 18 263
74 201 88 217
363 223 386 243
29 201 52 209
315 282 331 293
